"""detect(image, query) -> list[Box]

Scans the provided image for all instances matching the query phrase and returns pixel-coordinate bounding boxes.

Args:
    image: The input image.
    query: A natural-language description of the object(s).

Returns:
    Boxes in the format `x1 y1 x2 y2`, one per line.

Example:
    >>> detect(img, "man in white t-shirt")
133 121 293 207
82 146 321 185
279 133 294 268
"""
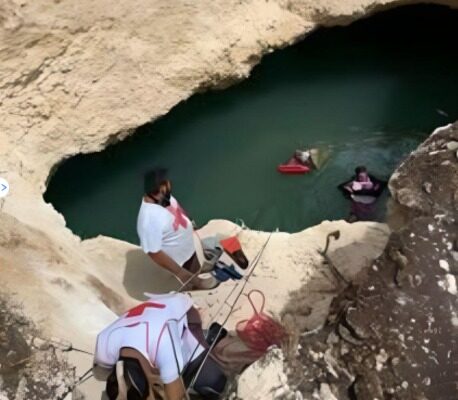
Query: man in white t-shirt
93 293 227 400
137 169 219 290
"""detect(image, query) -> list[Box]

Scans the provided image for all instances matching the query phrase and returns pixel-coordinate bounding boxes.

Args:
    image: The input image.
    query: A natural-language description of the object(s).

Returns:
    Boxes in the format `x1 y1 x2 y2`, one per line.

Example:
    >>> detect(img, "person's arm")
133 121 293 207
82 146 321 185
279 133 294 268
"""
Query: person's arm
148 251 193 284
186 306 202 325
164 378 187 400
156 318 188 400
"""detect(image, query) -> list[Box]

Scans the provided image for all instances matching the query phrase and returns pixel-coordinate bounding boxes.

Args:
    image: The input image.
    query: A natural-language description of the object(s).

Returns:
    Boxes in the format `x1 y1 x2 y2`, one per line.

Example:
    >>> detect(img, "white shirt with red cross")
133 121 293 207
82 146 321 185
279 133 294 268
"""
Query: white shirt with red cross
137 196 195 266
94 293 204 384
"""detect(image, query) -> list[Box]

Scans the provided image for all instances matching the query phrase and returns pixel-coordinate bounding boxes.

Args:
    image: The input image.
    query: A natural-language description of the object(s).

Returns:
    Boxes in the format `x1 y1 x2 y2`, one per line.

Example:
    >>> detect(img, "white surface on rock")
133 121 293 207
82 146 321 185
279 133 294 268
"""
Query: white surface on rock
237 348 290 400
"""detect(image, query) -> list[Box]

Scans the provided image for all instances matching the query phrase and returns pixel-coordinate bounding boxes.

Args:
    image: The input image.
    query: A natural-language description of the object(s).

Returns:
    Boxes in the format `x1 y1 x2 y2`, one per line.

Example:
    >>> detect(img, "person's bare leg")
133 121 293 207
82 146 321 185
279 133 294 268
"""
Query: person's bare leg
182 253 201 274
149 251 218 290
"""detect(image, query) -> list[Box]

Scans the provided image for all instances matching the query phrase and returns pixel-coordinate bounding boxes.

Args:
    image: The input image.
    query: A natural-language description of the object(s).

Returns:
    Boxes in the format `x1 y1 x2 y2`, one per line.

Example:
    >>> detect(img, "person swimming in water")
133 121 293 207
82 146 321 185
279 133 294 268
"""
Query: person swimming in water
345 166 378 192
294 149 318 169
339 166 386 222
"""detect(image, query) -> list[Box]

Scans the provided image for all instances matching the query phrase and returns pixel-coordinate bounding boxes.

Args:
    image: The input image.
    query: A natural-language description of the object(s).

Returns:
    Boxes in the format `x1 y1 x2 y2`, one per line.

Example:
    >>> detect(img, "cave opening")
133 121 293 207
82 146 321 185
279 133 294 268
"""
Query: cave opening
45 4 458 242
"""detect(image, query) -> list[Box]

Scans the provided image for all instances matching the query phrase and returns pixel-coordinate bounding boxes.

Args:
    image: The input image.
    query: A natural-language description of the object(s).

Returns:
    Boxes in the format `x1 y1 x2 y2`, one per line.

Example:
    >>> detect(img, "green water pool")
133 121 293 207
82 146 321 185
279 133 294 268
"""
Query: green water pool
45 5 458 242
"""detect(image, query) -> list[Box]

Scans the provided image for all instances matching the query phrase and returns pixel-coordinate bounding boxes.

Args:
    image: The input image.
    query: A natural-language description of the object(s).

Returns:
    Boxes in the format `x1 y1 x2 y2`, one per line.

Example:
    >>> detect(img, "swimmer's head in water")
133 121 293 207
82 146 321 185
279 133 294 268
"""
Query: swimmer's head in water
355 166 369 182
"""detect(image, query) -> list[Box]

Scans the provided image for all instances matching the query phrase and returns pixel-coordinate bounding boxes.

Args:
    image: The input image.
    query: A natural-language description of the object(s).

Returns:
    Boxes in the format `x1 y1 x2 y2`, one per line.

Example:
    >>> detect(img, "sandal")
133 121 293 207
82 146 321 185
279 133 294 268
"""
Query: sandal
190 276 220 291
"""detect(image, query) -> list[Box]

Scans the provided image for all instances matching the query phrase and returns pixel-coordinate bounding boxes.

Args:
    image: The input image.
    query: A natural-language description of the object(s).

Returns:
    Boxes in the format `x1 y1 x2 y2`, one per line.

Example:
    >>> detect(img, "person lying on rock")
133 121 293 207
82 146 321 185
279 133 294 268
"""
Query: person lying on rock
137 168 219 290
92 293 229 400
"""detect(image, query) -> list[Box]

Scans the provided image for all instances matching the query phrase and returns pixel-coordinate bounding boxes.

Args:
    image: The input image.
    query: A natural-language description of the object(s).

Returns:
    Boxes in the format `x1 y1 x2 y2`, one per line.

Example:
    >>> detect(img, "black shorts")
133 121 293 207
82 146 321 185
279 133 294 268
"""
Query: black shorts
182 351 227 400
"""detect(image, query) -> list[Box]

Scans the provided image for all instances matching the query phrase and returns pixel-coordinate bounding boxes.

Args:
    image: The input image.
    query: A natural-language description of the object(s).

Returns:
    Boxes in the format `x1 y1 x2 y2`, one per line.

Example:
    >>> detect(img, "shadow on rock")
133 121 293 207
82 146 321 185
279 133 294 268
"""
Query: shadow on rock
298 216 456 399
123 249 180 300
281 228 386 357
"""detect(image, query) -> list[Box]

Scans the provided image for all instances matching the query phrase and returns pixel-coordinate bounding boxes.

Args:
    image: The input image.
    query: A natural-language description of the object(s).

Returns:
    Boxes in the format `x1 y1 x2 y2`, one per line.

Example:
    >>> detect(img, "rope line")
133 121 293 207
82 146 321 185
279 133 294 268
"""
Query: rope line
186 232 273 392
62 226 270 399
56 366 93 400
176 230 273 382
166 322 191 400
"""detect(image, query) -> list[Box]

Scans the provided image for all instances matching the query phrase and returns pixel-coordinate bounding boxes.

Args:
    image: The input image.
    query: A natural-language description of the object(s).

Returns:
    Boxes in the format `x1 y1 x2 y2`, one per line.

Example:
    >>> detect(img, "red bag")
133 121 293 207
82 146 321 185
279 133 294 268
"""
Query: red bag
220 236 249 269
236 290 286 354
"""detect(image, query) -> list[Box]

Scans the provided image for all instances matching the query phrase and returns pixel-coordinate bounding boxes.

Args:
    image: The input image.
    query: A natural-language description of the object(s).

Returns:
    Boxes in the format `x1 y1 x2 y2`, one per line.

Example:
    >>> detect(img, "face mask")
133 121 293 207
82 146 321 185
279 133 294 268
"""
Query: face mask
157 190 171 207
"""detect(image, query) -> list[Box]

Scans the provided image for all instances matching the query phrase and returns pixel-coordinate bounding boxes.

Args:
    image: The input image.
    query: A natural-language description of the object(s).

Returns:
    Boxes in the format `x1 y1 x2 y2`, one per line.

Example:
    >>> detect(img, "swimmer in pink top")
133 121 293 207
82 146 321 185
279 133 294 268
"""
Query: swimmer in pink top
344 166 379 193
341 166 385 222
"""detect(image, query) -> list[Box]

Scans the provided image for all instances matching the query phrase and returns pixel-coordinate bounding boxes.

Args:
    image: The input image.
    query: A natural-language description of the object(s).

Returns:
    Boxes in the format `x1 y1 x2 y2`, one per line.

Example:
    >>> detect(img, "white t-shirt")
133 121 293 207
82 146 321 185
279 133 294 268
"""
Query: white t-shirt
137 196 195 266
94 293 205 384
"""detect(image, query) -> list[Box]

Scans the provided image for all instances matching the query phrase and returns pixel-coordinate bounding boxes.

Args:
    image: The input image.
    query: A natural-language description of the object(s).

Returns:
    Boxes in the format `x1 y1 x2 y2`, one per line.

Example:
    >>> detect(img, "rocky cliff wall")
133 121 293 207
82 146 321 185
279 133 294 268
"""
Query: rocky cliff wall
2 0 451 345
0 1 457 398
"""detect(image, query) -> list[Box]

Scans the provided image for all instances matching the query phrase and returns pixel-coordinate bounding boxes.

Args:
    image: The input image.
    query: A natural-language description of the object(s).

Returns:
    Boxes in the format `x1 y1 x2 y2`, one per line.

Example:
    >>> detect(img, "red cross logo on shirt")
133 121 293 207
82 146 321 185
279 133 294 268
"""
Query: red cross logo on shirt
167 203 188 231
125 301 166 318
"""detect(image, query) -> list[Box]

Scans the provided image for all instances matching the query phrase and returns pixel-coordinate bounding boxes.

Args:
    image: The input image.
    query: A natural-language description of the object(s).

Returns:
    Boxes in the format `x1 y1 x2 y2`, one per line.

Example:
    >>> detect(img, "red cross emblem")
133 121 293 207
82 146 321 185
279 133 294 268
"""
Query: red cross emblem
125 301 166 318
167 203 188 231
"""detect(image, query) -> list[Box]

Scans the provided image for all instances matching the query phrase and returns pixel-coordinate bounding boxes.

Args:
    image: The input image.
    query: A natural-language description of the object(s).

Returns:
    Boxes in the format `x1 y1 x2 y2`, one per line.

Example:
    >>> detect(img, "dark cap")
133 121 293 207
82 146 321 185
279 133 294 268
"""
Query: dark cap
355 165 367 175
106 358 149 400
143 168 169 196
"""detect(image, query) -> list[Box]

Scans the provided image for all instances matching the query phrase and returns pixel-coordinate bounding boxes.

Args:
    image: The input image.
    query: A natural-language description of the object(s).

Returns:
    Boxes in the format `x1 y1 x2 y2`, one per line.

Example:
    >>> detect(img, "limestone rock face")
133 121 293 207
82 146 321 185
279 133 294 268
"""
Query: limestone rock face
0 0 435 347
389 123 458 221
0 1 457 399
237 348 289 400
0 293 75 400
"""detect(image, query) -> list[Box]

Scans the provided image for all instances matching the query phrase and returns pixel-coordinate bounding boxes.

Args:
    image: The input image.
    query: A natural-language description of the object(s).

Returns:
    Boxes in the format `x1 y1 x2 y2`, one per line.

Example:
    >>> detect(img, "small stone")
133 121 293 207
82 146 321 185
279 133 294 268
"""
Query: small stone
422 182 432 194
319 383 338 400
450 311 458 327
274 387 289 398
445 274 457 295
439 259 449 272
340 345 349 356
337 324 363 346
32 337 51 351
445 141 458 151
452 251 458 262
326 331 340 345
375 349 388 371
